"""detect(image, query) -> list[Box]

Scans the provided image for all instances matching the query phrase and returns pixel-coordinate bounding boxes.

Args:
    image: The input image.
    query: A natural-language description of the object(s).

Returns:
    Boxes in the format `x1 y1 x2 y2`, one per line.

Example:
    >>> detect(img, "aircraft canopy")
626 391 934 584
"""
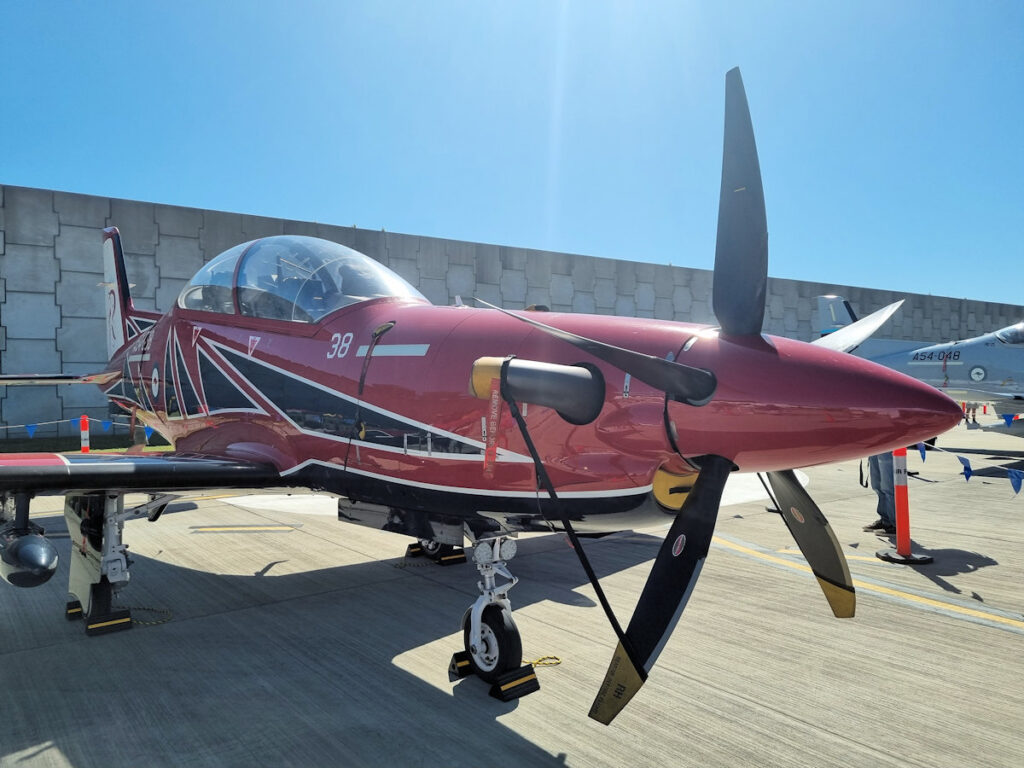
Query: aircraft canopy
995 322 1024 345
178 235 426 322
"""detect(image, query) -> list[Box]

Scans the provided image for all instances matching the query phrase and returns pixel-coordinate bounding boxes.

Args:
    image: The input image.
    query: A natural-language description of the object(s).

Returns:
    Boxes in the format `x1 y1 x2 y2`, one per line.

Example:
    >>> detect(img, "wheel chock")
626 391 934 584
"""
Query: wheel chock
65 600 83 621
438 547 467 566
85 607 133 636
488 664 540 702
449 651 473 681
405 542 425 558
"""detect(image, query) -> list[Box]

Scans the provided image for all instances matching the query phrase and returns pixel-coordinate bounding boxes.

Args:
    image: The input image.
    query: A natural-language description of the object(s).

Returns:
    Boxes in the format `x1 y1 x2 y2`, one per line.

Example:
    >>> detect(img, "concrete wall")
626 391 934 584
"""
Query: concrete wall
2 183 1023 437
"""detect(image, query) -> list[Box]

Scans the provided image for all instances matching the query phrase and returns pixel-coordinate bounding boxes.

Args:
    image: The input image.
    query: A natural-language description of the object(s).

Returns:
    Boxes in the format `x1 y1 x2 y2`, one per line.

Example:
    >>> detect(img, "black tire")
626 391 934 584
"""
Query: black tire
462 605 522 683
419 539 454 562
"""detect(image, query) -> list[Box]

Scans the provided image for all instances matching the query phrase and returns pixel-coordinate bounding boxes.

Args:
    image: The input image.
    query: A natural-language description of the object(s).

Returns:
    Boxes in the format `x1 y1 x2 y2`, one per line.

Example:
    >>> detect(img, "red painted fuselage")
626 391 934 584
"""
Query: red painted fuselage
103 287 962 530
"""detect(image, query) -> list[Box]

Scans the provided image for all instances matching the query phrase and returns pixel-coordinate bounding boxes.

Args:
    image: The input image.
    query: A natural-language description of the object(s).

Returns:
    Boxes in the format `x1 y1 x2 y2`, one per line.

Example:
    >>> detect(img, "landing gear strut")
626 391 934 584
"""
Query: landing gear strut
451 534 538 700
64 493 134 634
463 534 521 681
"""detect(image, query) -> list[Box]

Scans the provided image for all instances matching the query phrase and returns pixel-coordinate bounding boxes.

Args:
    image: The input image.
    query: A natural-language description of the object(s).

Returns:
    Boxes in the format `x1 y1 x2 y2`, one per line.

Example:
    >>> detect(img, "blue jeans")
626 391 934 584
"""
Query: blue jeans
868 452 896 526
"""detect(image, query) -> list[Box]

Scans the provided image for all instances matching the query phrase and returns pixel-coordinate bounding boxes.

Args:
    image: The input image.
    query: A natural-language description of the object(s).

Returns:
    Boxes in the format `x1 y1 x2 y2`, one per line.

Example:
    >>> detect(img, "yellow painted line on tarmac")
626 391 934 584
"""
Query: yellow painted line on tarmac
776 546 879 563
715 536 1024 631
191 525 295 533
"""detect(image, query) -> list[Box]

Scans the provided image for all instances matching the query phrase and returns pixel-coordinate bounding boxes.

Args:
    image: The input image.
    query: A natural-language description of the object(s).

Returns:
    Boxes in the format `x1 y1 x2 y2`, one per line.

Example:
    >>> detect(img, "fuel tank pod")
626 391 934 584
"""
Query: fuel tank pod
0 525 59 588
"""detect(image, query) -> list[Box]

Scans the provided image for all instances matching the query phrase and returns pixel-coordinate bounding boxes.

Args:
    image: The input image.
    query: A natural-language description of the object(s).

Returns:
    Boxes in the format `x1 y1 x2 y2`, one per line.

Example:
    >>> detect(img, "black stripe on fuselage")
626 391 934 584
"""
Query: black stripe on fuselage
287 461 662 535
198 347 260 413
216 345 482 456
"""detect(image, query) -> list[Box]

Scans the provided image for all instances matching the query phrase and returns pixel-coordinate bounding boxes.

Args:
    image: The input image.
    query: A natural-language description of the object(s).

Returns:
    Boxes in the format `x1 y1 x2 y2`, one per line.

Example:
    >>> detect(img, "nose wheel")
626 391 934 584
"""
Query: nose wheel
462 603 521 681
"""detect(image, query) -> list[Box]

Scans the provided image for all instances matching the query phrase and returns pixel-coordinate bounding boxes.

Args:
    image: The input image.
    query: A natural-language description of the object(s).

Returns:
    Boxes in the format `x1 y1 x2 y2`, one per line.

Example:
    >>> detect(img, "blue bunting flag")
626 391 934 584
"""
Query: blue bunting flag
102 420 112 432
71 418 80 431
144 426 154 441
1004 414 1016 427
957 456 973 482
25 424 37 438
1008 469 1023 495
917 442 927 462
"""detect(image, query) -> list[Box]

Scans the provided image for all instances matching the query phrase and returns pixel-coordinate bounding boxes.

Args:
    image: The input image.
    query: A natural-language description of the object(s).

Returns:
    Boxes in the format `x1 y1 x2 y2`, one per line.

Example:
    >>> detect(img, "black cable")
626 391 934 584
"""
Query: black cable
497 357 635 662
344 321 395 471
757 472 782 513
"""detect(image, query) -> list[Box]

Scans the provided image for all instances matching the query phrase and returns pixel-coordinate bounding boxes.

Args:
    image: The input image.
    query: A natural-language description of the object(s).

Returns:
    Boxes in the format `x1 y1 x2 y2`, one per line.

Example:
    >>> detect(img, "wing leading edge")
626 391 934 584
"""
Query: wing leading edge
0 453 281 494
0 373 120 386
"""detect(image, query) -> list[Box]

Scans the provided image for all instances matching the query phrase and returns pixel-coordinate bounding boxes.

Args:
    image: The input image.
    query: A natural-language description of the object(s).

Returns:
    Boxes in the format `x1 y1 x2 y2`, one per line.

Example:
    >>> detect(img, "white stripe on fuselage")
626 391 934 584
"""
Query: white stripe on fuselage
281 458 653 499
355 344 429 357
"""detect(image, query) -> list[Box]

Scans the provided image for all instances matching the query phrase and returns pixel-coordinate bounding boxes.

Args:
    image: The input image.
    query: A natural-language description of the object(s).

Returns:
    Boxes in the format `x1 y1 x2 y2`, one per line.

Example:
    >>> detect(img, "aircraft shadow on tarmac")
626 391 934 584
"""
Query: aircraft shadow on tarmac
1 513 674 767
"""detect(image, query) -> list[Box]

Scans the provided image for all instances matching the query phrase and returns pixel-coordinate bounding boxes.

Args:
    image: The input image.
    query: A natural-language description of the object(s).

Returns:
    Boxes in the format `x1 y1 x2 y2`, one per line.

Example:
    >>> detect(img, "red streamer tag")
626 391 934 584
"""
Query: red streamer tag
483 378 501 477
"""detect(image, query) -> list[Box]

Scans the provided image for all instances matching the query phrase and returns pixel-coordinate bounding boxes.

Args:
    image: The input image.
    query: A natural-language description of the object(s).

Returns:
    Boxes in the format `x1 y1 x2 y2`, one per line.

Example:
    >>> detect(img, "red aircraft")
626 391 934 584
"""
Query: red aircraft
0 69 962 723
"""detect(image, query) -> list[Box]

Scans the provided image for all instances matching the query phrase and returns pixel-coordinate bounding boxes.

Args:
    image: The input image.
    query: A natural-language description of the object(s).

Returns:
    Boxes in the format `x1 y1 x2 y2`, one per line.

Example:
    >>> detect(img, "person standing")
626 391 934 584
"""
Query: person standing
863 451 896 534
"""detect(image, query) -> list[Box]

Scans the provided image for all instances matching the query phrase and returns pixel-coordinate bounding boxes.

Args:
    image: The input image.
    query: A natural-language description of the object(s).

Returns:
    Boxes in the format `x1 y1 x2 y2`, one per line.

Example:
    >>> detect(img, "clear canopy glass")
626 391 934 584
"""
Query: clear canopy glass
178 236 426 322
995 322 1024 345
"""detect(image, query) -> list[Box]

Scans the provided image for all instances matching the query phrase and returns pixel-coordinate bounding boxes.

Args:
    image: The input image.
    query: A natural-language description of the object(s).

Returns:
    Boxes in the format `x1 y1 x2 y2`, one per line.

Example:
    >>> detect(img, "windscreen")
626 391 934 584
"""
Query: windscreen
995 322 1024 345
179 236 426 322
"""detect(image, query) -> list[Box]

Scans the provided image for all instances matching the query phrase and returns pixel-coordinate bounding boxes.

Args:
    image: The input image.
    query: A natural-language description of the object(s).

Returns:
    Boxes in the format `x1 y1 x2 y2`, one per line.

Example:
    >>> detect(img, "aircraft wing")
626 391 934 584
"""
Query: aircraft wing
0 373 119 386
940 389 1023 411
811 300 903 353
0 452 282 495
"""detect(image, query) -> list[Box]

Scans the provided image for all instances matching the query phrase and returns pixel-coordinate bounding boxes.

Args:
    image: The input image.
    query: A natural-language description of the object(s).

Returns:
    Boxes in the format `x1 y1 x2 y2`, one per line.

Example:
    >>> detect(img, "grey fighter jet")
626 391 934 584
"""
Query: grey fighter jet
817 295 1024 420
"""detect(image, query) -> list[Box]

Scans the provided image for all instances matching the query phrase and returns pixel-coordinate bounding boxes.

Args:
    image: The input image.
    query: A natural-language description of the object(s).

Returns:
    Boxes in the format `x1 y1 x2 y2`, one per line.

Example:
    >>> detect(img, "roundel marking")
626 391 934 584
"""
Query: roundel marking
151 367 160 398
672 534 687 557
790 506 805 524
970 366 986 382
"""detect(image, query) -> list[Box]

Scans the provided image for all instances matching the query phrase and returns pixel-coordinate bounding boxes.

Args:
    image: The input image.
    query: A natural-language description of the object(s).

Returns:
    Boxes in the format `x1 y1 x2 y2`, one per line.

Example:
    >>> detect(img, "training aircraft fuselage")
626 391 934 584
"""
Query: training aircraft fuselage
85 231 961 539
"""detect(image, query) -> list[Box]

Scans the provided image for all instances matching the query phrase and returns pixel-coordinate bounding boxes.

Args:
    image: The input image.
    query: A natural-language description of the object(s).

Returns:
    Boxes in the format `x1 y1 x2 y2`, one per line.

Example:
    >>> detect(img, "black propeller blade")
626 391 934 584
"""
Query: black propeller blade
589 455 733 724
765 470 855 618
713 67 768 337
473 298 717 406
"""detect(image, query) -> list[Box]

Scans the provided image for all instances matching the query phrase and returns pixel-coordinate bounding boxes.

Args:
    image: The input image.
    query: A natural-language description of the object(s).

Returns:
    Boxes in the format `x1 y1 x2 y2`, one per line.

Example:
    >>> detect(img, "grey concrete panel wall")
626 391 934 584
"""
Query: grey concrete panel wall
3 183 1024 436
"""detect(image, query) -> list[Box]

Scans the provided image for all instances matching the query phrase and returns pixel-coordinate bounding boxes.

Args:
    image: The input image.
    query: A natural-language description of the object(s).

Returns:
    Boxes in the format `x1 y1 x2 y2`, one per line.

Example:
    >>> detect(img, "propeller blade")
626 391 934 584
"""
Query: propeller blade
589 455 733 724
713 67 768 337
765 470 855 618
473 298 716 406
810 300 904 354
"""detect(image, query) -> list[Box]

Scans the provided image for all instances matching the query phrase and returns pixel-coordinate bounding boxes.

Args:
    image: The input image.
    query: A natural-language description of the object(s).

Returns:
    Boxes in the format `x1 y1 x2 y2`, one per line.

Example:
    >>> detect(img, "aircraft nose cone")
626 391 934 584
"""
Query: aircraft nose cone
864 362 965 445
671 337 968 471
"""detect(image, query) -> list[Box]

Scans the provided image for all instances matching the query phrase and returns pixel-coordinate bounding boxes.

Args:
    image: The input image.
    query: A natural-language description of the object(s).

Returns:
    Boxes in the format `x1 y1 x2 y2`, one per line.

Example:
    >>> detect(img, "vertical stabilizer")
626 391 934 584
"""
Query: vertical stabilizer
816 295 858 336
102 227 135 357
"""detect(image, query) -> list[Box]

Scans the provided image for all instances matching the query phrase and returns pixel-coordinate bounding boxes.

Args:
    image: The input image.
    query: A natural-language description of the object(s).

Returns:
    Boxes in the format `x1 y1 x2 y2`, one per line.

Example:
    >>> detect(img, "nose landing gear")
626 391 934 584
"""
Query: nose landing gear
451 534 539 701
463 535 520 680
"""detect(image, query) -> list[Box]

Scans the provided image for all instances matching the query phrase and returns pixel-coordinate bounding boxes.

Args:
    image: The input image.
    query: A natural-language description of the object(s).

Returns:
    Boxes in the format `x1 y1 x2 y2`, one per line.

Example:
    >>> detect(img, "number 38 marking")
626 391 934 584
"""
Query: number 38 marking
327 332 353 359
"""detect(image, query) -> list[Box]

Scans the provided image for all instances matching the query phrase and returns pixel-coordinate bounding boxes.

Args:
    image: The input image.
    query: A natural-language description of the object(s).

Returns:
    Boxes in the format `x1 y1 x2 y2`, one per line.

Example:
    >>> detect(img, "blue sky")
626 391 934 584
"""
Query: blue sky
2 1 1022 308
